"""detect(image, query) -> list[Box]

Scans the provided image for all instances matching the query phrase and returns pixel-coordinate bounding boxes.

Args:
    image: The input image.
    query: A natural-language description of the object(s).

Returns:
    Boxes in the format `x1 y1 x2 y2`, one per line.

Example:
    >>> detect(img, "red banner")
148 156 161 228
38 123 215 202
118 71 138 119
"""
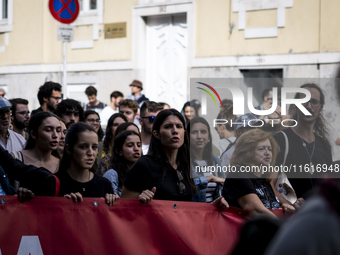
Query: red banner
0 197 283 255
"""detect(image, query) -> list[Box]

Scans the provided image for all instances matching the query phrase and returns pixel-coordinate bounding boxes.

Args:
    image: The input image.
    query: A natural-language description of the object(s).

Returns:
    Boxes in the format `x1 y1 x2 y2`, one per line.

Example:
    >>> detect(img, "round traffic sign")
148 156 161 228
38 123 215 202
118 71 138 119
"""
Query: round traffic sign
49 0 79 24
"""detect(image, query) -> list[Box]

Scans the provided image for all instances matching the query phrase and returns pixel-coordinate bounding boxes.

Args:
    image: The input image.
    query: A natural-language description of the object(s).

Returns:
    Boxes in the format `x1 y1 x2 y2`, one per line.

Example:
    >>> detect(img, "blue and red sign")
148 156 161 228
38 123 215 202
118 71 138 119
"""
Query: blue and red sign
49 0 79 24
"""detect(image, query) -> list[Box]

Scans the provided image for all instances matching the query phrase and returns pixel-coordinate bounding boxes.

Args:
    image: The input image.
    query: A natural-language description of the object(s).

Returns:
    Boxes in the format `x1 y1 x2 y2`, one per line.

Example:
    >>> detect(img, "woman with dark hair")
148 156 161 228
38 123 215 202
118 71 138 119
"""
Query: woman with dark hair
100 122 140 173
101 113 127 157
103 130 142 196
98 113 127 175
181 101 197 126
84 110 104 142
11 111 61 173
121 109 228 207
40 122 118 205
115 122 140 136
223 129 295 217
188 117 225 203
56 119 67 156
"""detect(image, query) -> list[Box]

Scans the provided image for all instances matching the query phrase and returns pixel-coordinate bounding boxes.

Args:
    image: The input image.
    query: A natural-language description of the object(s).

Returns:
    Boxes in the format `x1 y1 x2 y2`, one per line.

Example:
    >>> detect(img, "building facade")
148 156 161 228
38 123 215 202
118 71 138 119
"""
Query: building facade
0 0 340 157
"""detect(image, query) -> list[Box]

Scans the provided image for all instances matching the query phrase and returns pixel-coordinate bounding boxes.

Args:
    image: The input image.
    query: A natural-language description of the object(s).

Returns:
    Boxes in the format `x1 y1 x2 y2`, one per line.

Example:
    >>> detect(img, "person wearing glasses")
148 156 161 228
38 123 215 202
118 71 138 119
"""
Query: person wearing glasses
11 112 61 174
9 98 30 141
0 98 26 153
271 83 332 207
84 110 104 142
103 130 142 196
121 109 228 208
31 81 62 116
139 101 163 155
223 129 295 217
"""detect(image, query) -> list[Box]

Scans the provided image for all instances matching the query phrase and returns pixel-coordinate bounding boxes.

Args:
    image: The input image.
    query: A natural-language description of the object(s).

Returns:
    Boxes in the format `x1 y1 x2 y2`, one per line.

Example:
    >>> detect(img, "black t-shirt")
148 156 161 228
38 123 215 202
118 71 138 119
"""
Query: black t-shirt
84 102 107 112
124 156 194 201
274 128 333 198
40 170 113 197
222 170 281 210
31 107 43 116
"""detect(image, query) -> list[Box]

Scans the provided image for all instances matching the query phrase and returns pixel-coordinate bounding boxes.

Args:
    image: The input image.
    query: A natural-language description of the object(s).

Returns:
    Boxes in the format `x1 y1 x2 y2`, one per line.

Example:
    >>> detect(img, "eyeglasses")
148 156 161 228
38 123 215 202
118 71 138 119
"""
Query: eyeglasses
141 116 156 123
266 98 273 101
176 170 186 194
87 118 100 124
0 109 11 118
16 111 30 116
50 96 62 102
302 99 321 107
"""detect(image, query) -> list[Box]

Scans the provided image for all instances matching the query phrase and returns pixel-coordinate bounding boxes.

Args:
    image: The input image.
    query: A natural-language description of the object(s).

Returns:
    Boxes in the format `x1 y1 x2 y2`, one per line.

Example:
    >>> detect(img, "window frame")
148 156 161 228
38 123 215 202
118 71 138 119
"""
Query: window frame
73 0 103 26
0 0 12 32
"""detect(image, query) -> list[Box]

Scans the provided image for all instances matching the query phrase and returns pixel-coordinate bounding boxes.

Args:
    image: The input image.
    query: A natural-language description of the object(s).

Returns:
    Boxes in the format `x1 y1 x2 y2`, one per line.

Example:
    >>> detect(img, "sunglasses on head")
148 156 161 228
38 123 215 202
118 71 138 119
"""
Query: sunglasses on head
176 170 186 194
141 116 156 123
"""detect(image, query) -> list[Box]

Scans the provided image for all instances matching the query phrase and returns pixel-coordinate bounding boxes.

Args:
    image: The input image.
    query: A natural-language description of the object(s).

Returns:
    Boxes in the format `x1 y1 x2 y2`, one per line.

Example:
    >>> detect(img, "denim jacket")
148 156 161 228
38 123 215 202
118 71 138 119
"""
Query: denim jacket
0 166 15 195
191 155 224 202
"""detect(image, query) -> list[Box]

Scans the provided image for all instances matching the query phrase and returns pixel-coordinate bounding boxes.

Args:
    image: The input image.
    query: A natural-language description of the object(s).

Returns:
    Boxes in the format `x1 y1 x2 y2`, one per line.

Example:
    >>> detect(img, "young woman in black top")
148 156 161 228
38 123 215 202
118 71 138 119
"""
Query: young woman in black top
121 109 228 208
222 129 294 217
41 122 118 206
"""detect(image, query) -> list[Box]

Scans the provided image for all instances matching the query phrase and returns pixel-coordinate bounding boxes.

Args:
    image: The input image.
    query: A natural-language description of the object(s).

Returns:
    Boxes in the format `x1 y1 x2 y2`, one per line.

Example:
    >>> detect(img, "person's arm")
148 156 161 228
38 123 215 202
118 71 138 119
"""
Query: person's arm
0 146 50 192
212 196 229 209
103 170 119 195
121 185 156 204
237 193 277 218
207 176 225 186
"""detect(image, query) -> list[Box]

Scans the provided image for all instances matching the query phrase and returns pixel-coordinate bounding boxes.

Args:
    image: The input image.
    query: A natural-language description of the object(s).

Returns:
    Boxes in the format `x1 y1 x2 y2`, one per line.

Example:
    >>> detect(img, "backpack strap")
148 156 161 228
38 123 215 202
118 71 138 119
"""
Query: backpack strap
279 131 289 166
220 138 237 158
49 174 60 197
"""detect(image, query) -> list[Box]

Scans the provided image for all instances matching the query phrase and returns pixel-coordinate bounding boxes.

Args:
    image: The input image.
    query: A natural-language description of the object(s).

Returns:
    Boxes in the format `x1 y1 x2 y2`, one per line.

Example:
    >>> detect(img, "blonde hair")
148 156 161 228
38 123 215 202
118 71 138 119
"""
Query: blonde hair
230 129 279 167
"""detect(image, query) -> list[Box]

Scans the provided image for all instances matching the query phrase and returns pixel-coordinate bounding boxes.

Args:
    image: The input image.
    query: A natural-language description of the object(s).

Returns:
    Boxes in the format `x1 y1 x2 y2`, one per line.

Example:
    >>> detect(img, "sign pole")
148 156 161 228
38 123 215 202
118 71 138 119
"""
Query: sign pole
63 40 67 98
49 0 79 99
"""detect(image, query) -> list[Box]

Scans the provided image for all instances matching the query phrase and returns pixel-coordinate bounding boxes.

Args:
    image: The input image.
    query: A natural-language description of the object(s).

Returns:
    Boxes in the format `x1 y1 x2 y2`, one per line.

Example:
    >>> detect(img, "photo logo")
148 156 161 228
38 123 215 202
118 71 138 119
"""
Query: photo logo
196 82 222 107
196 82 312 116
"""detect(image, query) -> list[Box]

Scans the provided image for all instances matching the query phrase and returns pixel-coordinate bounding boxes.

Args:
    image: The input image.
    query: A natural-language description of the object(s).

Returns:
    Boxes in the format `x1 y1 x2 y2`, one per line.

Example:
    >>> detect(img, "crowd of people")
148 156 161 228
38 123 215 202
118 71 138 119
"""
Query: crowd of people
0 78 339 254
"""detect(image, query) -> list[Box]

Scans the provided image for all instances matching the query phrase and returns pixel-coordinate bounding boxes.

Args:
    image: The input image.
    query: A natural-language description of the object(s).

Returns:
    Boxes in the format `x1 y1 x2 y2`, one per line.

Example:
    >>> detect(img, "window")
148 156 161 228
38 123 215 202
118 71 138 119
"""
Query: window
79 0 97 12
1 0 8 20
0 0 12 32
73 0 102 26
66 84 97 105
240 69 283 107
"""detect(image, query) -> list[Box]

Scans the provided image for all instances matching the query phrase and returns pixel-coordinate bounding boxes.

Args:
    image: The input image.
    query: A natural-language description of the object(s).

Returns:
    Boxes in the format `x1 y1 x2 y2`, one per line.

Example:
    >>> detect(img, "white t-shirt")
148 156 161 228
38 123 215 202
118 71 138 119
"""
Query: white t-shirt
194 159 217 203
219 137 237 156
142 144 149 155
0 129 26 153
99 106 117 127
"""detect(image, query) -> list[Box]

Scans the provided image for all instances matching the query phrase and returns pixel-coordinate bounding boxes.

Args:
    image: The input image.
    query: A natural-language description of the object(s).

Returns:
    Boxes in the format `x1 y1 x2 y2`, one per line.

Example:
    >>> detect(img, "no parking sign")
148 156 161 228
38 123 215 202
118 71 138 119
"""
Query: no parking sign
49 0 79 24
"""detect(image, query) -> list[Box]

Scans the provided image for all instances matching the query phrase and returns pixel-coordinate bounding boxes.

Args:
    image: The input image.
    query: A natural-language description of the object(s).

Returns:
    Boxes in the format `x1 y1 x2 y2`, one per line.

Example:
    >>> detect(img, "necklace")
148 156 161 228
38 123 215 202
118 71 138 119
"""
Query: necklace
82 171 92 192
300 137 315 175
